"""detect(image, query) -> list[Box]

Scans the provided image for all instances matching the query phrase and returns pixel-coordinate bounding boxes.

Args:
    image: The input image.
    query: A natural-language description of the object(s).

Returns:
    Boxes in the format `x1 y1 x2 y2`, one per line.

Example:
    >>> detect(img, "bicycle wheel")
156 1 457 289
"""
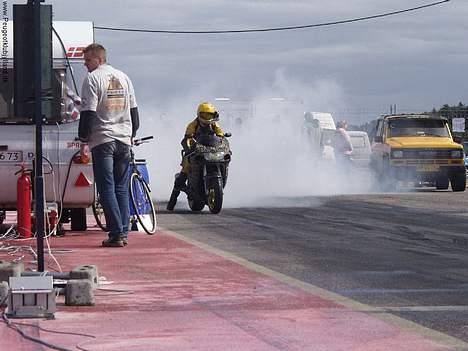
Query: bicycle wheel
129 172 157 234
92 183 107 231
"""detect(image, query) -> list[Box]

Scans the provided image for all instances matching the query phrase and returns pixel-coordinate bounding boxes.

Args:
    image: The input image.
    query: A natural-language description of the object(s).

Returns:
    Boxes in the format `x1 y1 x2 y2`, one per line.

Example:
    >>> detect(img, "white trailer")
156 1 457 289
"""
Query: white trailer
310 112 336 162
311 112 336 130
0 21 94 230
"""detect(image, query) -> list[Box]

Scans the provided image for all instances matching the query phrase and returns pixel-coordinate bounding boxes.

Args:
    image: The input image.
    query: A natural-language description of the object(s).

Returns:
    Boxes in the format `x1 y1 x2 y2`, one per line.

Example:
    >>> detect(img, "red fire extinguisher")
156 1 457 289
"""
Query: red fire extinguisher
16 166 32 238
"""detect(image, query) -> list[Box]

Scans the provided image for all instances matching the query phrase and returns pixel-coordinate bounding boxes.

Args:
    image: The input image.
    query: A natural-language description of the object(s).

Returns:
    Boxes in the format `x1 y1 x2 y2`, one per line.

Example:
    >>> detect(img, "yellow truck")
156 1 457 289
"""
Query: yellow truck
370 114 466 191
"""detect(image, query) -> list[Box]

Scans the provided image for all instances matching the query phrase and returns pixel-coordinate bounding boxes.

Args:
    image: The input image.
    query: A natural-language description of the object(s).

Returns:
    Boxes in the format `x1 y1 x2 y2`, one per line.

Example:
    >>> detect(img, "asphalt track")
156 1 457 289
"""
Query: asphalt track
2 191 468 350
160 191 468 345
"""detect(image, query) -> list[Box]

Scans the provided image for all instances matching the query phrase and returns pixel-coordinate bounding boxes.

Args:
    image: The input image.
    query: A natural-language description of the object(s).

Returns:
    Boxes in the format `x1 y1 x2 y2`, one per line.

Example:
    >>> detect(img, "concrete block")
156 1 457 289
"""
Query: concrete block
65 279 95 306
0 281 8 307
69 265 99 289
0 261 24 283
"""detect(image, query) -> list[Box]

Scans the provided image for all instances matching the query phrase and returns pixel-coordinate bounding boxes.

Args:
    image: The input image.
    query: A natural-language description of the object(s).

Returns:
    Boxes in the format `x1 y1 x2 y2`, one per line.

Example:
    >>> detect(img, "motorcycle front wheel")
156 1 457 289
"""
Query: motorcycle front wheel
188 196 205 211
207 178 223 214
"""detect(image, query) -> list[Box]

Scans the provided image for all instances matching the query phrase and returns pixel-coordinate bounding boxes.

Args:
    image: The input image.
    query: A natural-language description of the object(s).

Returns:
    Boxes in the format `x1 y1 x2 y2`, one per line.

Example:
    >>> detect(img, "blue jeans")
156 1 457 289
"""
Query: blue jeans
92 140 131 239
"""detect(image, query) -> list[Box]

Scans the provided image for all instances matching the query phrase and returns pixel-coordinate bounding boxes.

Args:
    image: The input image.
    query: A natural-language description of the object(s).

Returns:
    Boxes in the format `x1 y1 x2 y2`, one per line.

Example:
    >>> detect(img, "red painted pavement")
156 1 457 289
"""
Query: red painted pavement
0 218 456 350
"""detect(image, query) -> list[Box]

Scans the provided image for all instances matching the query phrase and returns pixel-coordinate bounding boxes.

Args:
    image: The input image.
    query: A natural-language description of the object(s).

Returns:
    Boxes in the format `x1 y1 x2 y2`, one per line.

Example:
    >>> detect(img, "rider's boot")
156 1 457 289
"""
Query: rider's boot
166 189 179 211
166 173 187 211
174 172 188 191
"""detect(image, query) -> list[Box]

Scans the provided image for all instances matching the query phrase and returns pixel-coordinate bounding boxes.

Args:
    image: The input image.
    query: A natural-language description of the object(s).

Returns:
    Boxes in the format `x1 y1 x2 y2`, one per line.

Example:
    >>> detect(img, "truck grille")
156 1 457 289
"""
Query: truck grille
399 149 454 159
406 159 449 165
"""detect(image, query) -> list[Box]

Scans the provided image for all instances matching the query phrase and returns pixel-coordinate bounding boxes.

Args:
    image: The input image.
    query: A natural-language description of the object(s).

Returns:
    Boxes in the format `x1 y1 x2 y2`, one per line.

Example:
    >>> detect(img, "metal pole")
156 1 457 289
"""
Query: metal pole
33 0 45 272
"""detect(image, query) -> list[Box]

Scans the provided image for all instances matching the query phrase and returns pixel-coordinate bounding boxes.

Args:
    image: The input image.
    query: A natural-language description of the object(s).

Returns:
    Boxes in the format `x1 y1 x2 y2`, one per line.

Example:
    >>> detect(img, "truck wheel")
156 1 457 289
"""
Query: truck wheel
380 160 397 192
70 208 87 231
381 173 397 192
450 172 466 192
436 177 449 190
59 208 71 224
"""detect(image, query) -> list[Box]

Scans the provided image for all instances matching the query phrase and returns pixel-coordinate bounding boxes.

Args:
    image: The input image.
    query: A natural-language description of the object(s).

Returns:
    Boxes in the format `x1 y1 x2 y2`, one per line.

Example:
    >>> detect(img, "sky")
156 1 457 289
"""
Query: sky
7 0 468 204
37 0 468 124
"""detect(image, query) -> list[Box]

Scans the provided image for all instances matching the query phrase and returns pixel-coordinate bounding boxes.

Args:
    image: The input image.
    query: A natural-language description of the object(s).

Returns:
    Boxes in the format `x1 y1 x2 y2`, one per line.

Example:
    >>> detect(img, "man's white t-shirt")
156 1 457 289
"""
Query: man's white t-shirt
81 63 137 150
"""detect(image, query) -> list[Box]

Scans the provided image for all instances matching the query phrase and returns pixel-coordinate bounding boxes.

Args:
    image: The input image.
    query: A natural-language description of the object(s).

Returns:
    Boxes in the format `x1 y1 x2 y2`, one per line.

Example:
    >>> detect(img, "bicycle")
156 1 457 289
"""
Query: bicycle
92 136 157 235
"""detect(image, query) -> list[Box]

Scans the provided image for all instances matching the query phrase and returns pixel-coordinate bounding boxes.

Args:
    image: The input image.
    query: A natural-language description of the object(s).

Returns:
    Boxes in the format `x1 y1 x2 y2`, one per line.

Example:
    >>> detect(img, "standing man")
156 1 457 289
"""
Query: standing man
334 120 353 167
78 44 140 247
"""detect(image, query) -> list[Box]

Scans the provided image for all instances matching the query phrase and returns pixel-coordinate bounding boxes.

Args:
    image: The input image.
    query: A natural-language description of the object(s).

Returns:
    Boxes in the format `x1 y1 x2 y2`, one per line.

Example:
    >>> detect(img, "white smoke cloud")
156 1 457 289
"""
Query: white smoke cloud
139 70 376 210
225 70 375 207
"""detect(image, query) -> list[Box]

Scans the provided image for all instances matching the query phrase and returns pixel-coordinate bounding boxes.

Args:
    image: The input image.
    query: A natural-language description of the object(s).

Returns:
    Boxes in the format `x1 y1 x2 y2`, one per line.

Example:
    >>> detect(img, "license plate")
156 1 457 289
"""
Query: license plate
0 151 23 162
417 164 439 172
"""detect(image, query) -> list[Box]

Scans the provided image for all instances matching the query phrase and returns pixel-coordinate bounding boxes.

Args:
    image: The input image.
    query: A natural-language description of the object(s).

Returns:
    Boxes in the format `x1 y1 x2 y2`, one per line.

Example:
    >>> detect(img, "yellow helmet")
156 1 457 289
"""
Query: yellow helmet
197 102 219 126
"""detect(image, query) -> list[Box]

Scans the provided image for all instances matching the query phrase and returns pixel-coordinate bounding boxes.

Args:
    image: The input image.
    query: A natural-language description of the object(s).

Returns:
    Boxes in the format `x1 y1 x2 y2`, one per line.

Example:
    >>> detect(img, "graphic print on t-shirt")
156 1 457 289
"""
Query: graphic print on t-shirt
105 75 125 111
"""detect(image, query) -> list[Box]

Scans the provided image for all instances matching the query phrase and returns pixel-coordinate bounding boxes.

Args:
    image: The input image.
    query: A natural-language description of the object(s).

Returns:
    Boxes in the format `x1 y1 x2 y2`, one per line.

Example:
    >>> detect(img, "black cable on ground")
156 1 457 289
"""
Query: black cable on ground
1 312 72 351
8 320 96 339
1 294 95 351
94 287 135 296
58 151 80 224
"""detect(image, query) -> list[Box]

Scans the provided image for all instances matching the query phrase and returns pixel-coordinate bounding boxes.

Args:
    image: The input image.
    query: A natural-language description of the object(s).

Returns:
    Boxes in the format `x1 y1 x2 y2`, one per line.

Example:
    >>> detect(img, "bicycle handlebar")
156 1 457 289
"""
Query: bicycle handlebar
133 136 154 146
74 136 154 146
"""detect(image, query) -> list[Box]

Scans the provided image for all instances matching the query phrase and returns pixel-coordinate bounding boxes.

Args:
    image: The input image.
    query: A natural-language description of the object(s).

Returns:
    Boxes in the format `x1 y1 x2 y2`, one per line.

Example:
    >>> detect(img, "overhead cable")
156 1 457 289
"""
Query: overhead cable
94 0 449 34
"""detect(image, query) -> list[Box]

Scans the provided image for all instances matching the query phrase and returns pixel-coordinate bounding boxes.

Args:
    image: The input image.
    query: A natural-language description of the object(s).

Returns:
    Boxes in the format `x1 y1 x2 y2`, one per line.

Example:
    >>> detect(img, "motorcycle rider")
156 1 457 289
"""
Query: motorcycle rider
167 102 225 211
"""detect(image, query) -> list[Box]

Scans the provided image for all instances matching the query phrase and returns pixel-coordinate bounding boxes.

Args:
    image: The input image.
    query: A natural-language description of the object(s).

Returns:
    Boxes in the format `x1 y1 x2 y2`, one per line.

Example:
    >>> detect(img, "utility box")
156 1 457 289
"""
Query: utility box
7 276 55 318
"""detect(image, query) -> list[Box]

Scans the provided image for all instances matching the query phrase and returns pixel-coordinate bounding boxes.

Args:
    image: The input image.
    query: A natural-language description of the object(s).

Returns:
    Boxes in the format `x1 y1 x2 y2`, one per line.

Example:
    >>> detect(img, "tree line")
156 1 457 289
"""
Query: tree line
350 103 468 139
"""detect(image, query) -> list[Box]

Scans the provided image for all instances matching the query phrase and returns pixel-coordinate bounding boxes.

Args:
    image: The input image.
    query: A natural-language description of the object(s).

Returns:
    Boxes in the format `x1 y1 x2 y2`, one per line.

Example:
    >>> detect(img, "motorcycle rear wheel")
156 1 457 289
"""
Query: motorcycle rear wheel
207 179 223 214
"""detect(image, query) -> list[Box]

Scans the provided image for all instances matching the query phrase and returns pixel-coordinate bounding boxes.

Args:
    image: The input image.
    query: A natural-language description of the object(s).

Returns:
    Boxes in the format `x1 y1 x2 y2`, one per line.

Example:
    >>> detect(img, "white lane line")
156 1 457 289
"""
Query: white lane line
164 229 468 351
336 287 468 293
380 306 468 312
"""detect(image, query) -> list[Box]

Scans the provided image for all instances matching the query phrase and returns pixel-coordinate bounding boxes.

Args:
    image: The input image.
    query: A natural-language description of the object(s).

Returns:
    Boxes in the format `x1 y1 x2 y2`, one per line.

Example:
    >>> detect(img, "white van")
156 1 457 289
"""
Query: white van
310 112 336 162
348 131 371 168
0 22 94 230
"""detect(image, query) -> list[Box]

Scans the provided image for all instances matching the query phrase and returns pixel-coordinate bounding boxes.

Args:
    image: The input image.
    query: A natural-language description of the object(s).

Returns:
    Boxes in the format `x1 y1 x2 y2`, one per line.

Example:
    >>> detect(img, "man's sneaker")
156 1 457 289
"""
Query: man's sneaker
122 238 128 246
102 237 124 247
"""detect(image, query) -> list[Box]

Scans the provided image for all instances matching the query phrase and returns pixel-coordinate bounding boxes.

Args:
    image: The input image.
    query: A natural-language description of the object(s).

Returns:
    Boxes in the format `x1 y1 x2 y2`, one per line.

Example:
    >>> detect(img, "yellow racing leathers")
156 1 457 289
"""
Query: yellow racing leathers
180 118 224 174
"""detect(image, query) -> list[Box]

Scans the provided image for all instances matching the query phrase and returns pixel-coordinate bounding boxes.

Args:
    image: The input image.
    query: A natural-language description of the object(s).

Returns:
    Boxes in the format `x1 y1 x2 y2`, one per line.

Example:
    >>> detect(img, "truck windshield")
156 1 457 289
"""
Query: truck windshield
388 119 449 138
